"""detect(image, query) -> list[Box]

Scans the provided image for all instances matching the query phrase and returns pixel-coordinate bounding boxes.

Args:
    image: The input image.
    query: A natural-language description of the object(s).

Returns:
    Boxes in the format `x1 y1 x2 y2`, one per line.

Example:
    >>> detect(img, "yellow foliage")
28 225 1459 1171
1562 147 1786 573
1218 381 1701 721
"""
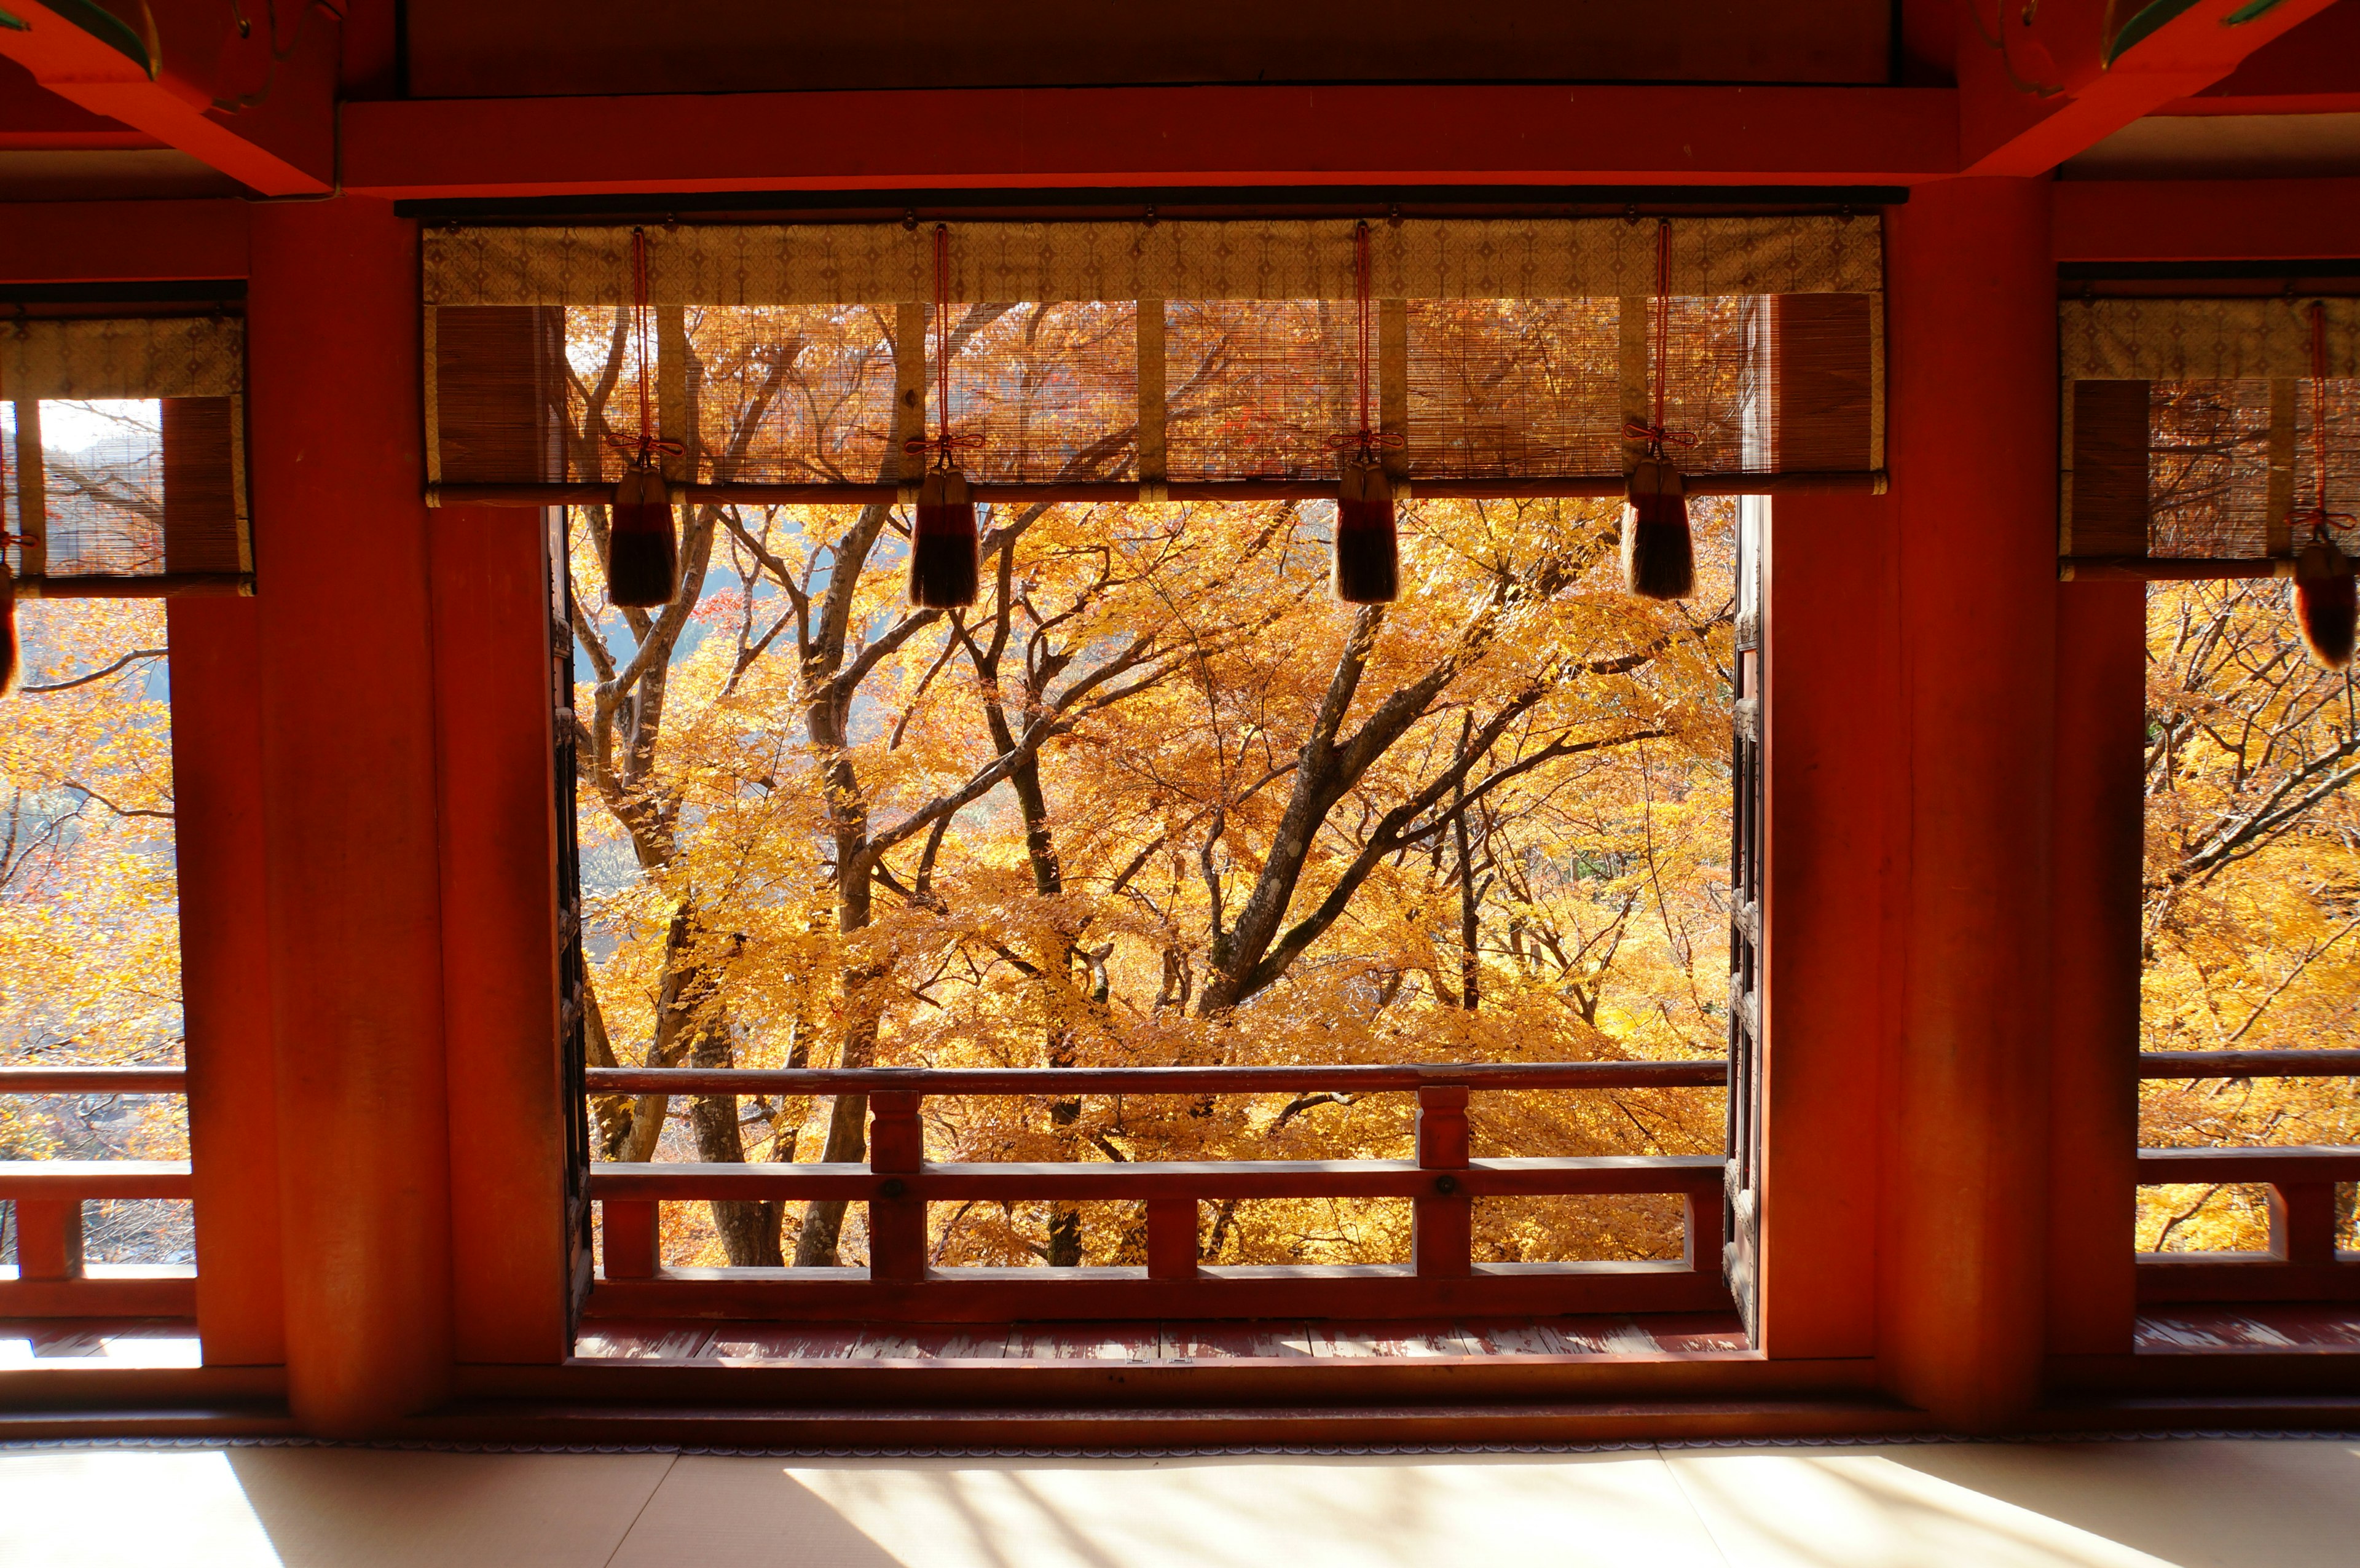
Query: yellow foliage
575 492 1737 1269
0 598 185 1164
2141 579 2360 1253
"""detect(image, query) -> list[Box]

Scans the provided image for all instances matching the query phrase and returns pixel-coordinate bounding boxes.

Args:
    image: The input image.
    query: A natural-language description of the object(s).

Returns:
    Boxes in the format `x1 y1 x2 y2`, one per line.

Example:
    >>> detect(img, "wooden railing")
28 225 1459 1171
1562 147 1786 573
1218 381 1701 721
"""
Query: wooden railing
0 1067 195 1317
3 1049 2355 1325
581 1060 1734 1320
2133 1051 2360 1303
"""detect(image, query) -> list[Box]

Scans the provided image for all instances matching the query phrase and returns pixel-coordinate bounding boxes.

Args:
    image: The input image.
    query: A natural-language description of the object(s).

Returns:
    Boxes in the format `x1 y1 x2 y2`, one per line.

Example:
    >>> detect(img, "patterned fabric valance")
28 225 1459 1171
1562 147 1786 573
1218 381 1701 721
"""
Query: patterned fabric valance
424 216 1884 308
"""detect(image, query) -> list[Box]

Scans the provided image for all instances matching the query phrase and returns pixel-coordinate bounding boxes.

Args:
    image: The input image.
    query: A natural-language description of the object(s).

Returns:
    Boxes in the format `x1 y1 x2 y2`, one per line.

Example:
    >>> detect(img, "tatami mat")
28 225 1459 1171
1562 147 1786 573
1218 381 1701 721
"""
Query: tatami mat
1 1438 2352 1567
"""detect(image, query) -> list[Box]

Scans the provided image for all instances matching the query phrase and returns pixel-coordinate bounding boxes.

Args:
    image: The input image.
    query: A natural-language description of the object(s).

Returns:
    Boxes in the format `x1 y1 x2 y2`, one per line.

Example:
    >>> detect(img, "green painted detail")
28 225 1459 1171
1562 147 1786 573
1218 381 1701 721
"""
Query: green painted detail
2220 0 2294 24
2104 0 2203 66
0 8 28 29
46 0 160 79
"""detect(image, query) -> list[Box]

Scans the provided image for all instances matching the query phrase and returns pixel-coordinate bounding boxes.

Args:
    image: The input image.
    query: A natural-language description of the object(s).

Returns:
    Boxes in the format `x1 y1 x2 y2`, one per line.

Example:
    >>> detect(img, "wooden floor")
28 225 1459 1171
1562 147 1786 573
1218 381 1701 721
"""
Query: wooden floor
573 1313 1752 1362
6 1438 2359 1566
6 1304 2359 1368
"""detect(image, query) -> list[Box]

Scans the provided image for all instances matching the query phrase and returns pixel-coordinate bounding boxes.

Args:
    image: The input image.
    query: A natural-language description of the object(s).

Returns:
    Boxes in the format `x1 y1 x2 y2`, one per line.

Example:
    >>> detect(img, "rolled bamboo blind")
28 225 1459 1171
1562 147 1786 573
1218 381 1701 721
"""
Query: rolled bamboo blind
2060 297 2360 578
1 316 250 597
421 218 1887 504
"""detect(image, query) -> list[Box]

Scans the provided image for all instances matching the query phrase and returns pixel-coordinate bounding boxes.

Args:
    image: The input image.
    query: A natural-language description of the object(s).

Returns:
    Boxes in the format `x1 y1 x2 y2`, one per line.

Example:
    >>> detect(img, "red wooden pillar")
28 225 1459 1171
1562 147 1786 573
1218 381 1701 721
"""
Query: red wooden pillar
1878 176 2058 1431
431 504 567 1363
168 596 285 1366
1757 490 1897 1363
248 198 455 1434
2048 582 2144 1355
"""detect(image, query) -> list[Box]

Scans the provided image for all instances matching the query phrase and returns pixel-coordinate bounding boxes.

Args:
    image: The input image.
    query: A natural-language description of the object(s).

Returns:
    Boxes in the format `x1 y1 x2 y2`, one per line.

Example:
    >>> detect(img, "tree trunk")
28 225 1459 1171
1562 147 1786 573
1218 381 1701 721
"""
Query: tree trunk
793 659 883 1267
686 1004 783 1266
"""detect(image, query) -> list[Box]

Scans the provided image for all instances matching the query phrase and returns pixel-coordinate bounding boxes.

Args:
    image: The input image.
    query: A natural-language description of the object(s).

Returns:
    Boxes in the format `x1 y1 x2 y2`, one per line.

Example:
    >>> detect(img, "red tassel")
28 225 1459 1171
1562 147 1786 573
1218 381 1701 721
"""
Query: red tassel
2294 541 2356 670
607 465 677 609
1622 457 1694 600
1 559 17 698
1334 458 1398 604
910 468 978 608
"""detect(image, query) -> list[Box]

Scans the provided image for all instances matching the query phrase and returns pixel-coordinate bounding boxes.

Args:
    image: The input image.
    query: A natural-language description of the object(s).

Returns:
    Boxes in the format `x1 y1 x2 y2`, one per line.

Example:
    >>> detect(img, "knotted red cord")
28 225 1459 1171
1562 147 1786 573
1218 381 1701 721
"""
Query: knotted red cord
2298 299 2353 541
604 227 684 469
1328 221 1407 458
1622 220 1699 457
903 224 986 470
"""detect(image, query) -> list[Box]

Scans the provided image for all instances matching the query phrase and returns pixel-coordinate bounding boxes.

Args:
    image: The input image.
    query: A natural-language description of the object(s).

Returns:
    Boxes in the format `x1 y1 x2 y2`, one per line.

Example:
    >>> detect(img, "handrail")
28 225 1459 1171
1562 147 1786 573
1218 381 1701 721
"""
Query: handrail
2138 1049 2360 1079
583 1060 1727 1096
587 1153 1726 1204
7 1051 2353 1102
0 1066 186 1094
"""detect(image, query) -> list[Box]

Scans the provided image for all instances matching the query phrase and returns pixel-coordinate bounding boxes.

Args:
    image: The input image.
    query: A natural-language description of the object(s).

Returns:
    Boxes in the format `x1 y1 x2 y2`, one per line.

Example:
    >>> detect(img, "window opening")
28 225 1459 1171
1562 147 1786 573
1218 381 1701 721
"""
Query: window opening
473 218 1865 1346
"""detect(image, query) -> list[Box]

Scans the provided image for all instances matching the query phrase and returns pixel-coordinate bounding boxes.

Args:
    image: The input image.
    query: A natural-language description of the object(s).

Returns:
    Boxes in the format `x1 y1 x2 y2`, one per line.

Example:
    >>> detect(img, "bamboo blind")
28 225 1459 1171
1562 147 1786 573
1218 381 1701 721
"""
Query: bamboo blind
421 218 1886 502
1 316 251 595
2061 297 2360 575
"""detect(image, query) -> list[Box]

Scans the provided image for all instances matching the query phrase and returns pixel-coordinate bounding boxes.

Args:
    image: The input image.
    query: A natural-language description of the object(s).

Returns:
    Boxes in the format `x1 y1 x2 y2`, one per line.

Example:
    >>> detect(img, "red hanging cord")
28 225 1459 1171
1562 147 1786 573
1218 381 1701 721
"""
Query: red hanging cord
904 223 985 471
2299 299 2353 541
1328 221 1405 460
1622 220 1699 458
605 227 682 470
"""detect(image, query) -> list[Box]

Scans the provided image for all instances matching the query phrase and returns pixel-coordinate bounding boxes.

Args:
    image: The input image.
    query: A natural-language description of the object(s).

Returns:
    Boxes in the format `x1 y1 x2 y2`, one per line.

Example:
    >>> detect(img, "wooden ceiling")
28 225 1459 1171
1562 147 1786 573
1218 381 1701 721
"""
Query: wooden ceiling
401 0 1896 98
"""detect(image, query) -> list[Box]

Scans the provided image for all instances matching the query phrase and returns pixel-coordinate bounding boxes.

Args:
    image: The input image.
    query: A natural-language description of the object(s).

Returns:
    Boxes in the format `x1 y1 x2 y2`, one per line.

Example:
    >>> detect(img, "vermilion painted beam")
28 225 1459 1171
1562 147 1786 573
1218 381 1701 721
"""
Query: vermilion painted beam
2053 178 2360 262
0 0 332 194
1962 0 2346 176
339 84 1961 198
0 198 248 281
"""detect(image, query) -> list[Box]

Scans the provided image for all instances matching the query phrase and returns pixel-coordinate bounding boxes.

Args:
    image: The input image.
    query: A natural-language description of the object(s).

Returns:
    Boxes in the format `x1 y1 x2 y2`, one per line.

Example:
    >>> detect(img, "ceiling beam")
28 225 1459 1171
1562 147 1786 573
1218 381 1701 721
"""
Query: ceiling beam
2053 176 2360 262
0 197 250 281
0 0 335 195
1960 0 2348 176
339 84 1960 200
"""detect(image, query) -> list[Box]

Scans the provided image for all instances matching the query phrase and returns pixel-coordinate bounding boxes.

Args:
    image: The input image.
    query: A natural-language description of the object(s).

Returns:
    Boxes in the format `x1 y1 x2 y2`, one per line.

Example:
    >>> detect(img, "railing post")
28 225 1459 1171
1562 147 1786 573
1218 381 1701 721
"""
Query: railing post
2268 1181 2340 1266
1147 1199 1198 1280
1683 1187 1726 1274
601 1200 660 1280
1414 1086 1471 1280
868 1090 927 1282
15 1199 85 1281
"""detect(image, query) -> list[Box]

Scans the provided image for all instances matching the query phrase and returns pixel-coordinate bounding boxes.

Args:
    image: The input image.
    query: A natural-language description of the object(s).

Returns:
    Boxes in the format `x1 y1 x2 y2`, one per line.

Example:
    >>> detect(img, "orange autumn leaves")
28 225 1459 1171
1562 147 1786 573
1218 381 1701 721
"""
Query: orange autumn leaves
572 492 1739 1270
2141 578 2360 1253
0 598 183 1170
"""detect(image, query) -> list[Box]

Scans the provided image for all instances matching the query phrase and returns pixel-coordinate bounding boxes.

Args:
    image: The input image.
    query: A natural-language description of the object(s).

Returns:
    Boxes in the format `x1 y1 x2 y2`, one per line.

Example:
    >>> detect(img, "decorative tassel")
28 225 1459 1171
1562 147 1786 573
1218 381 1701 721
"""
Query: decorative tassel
1 559 17 698
1334 458 1398 604
2294 541 2356 670
909 467 978 608
606 464 677 609
1621 455 1694 600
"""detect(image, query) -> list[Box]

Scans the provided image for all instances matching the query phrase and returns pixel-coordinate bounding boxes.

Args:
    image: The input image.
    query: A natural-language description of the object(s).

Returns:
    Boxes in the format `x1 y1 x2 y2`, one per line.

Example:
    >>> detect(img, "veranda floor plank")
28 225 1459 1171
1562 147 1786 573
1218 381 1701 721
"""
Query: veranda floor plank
1158 1321 1316 1358
704 1324 872 1360
1005 1323 1162 1360
850 1327 1013 1360
1304 1320 1478 1357
2134 1304 2360 1352
572 1322 717 1361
